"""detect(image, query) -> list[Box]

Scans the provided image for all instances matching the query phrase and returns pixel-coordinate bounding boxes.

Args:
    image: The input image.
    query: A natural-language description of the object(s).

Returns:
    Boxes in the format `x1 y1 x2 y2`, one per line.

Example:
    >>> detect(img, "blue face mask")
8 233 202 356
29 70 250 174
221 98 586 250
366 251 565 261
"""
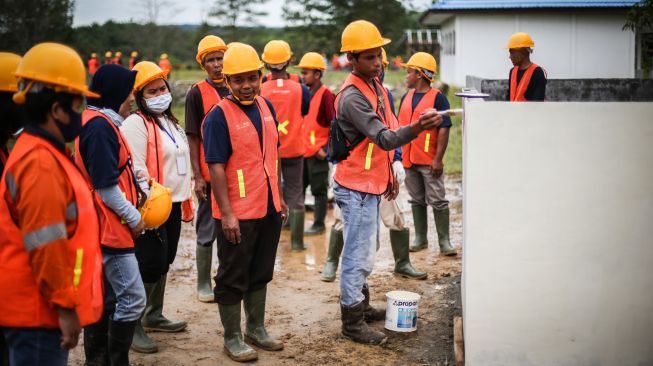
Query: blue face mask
54 104 83 142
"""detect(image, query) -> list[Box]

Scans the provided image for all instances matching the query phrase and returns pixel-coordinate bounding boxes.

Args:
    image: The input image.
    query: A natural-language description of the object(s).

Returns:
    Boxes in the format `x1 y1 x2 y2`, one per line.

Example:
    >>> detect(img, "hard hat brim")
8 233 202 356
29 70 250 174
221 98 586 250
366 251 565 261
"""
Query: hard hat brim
134 70 170 91
340 37 391 53
13 71 100 98
297 64 326 71
223 62 264 76
196 46 228 65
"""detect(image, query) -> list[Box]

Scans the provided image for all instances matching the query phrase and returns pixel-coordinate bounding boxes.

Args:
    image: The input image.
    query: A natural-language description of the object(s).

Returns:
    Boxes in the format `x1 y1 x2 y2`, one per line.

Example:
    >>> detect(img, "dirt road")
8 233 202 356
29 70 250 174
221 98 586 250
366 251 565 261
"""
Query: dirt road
70 177 463 365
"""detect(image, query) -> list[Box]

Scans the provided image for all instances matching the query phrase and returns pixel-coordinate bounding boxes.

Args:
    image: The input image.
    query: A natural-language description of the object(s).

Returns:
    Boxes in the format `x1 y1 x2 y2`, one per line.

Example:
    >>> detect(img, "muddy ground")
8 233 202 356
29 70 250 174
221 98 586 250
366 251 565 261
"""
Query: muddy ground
70 177 463 366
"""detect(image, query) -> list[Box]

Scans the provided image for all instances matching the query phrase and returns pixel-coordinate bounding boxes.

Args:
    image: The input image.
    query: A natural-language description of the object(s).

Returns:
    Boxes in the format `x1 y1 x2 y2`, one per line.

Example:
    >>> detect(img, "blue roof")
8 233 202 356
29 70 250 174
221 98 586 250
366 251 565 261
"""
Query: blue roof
428 0 640 10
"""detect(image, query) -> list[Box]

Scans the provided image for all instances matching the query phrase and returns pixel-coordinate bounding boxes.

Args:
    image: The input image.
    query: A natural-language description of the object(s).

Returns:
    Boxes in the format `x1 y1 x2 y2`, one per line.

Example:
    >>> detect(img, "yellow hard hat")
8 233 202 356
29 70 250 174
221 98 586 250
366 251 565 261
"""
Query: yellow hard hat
261 40 292 64
91 52 97 58
404 52 437 73
340 20 390 53
12 43 100 104
196 35 228 65
0 52 21 92
222 42 264 76
507 32 534 49
115 51 122 57
160 53 168 60
131 51 138 57
381 48 389 67
297 52 326 70
132 61 169 91
105 51 112 58
139 180 172 229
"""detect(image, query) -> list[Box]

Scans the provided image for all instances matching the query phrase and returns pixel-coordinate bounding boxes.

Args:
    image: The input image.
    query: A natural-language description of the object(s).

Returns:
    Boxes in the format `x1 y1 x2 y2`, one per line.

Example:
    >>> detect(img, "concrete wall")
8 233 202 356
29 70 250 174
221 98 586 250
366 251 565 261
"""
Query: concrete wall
462 101 653 366
441 13 636 86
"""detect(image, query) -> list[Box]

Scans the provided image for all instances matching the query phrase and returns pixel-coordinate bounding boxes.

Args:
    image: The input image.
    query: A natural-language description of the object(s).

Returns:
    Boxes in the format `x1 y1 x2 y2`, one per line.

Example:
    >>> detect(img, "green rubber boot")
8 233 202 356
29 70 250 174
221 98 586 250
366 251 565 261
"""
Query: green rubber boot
390 229 428 280
410 205 429 252
219 303 258 362
290 209 306 251
434 207 457 256
142 274 187 332
243 287 284 351
131 283 158 354
305 195 327 236
196 245 215 303
320 227 344 282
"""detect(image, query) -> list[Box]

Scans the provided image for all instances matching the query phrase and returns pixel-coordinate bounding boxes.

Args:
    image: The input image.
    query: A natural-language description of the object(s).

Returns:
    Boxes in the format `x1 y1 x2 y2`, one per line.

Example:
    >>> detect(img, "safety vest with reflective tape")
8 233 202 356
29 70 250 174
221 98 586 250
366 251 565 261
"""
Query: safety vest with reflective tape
265 72 301 83
334 74 397 195
136 111 195 222
260 78 304 158
0 133 103 328
509 63 539 102
398 88 440 168
209 97 281 220
0 149 7 173
196 80 223 182
303 85 329 158
74 109 139 249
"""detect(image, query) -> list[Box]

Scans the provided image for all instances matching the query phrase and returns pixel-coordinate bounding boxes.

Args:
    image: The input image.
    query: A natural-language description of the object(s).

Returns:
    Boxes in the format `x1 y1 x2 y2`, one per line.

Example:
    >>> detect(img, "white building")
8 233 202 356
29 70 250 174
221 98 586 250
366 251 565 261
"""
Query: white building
421 0 640 86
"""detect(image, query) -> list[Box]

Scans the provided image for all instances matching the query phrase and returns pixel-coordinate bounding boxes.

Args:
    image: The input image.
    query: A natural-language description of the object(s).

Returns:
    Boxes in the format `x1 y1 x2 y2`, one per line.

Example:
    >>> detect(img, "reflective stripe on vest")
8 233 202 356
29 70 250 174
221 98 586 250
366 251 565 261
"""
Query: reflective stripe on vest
509 63 539 102
397 88 440 168
210 97 281 220
260 78 304 158
0 133 103 328
197 80 222 182
303 85 329 158
333 74 397 195
75 109 139 249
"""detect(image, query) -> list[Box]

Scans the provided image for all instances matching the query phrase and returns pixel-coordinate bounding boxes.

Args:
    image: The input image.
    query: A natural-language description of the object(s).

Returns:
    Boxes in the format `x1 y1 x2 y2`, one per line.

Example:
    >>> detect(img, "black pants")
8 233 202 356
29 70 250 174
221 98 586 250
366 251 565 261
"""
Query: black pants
214 212 282 305
303 155 329 198
135 202 182 283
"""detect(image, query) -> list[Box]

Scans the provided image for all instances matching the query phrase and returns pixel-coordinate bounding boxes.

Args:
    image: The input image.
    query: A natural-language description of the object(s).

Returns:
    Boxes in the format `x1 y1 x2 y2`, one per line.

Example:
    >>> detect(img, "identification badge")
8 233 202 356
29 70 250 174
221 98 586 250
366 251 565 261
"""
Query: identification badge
176 154 187 175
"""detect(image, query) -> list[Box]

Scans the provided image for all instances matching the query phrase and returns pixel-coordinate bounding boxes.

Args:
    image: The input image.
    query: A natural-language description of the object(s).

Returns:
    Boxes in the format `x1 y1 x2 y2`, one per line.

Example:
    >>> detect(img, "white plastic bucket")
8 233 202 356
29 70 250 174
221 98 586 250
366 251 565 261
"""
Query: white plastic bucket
385 290 421 332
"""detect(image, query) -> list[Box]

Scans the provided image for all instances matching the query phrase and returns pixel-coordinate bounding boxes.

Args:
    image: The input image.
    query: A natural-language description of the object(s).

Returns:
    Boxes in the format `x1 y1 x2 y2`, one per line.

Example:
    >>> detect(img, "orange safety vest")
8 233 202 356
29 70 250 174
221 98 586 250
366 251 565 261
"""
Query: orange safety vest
209 97 281 220
196 80 223 182
129 57 136 69
159 59 172 73
260 78 304 158
265 72 300 83
74 109 139 249
88 58 99 75
0 133 103 328
333 74 397 195
303 85 329 158
509 63 539 102
0 149 7 170
398 88 441 168
136 111 195 222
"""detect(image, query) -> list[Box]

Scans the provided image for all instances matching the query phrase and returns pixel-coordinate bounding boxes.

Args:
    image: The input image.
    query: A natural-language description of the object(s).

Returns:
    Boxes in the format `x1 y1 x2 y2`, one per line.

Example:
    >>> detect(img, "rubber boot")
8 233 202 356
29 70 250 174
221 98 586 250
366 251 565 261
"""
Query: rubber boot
434 207 457 256
290 208 306 251
108 319 137 366
196 245 215 303
320 227 344 282
83 310 110 366
390 229 428 280
219 303 258 362
341 302 387 345
131 283 158 353
410 205 429 252
305 195 327 236
142 274 187 332
361 284 386 322
243 287 284 351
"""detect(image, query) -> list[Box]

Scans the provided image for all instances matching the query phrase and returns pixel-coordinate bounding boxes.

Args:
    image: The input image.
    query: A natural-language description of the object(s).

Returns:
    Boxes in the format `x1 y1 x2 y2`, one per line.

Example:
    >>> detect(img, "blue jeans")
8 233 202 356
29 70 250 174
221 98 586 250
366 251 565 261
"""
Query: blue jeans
333 183 380 306
103 252 146 322
2 327 67 366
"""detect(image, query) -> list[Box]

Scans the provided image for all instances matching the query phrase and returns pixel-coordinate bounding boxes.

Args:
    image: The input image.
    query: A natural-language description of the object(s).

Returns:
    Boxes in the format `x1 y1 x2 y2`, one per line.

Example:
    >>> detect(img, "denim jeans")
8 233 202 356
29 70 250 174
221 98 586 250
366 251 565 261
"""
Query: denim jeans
103 252 146 322
333 183 380 306
2 327 67 366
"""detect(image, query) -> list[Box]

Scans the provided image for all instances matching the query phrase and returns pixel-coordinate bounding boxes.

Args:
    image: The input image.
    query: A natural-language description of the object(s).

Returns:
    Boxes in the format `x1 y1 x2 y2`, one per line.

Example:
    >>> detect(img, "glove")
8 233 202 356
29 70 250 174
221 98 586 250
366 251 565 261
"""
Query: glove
392 161 405 185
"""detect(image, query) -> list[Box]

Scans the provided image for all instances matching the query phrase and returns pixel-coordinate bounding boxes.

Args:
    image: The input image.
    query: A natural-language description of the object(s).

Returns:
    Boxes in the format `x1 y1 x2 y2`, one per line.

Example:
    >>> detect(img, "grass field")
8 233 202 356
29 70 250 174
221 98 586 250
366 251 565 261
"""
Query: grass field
171 68 463 175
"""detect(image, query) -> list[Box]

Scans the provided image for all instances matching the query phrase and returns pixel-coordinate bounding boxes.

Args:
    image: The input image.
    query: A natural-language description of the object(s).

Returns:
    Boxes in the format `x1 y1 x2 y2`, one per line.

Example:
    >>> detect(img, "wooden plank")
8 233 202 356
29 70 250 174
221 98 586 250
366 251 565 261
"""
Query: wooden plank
454 316 465 366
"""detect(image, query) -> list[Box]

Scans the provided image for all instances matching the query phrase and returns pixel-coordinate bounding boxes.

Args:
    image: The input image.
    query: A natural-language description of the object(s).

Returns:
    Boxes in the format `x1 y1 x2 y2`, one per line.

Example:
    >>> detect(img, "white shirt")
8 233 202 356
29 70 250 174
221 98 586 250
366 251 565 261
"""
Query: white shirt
121 113 192 203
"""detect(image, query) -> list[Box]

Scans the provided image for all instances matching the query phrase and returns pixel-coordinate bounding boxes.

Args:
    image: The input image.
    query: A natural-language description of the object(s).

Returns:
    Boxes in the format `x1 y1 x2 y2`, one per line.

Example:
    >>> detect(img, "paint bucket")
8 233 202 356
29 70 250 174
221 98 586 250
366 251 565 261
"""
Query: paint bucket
385 290 421 332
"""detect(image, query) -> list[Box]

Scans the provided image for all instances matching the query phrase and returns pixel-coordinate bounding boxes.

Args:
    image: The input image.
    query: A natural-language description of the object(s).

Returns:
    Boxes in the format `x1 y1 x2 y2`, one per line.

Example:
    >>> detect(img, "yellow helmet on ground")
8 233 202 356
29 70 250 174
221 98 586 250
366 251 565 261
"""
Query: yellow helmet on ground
12 43 99 104
222 42 264 76
139 180 172 229
297 52 326 70
132 61 169 91
261 40 292 64
196 35 228 65
381 48 389 68
340 20 390 53
0 52 21 92
404 52 437 81
507 32 534 49
160 53 168 60
131 51 138 57
105 51 112 58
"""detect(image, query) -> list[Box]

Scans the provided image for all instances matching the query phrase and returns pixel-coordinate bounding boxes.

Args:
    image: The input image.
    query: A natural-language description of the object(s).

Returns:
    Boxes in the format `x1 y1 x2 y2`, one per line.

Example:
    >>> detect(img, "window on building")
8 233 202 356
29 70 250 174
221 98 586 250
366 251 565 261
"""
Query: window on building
442 30 456 55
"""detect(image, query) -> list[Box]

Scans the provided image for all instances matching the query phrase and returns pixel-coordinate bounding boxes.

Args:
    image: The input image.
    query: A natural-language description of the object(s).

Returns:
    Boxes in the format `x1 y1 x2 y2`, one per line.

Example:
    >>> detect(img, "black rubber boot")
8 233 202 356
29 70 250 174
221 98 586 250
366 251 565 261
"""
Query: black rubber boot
83 310 110 366
219 302 258 362
289 209 306 251
320 227 344 282
305 195 327 236
108 319 137 366
243 287 284 351
390 229 428 280
341 302 387 345
410 204 429 252
361 284 386 322
434 207 457 256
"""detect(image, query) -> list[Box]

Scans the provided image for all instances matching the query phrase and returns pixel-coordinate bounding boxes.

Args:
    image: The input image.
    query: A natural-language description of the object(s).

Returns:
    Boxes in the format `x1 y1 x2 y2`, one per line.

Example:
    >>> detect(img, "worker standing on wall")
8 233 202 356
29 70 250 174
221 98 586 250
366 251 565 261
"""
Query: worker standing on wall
506 32 547 101
398 52 457 257
334 20 442 345
185 35 230 303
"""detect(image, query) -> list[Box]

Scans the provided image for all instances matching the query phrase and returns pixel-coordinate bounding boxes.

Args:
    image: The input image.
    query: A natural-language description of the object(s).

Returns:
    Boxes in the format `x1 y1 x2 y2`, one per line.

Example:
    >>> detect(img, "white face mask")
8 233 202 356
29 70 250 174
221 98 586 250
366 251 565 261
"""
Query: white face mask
145 93 172 114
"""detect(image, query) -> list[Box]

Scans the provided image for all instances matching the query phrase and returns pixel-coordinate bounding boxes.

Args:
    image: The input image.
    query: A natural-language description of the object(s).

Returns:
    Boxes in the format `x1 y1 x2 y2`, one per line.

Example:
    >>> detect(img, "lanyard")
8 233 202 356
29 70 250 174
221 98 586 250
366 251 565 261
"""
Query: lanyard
158 119 178 149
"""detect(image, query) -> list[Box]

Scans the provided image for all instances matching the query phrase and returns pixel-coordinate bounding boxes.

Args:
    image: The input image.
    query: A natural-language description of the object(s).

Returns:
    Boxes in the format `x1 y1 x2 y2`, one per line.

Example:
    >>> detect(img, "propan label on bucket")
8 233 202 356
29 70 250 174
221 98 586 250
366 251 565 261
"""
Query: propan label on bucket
385 290 421 332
